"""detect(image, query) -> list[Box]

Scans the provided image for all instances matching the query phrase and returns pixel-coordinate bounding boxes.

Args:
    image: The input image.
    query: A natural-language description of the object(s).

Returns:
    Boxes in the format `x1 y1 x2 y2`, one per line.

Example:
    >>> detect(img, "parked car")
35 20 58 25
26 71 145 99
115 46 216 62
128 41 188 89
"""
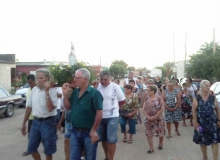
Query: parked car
15 83 29 105
210 82 220 107
0 86 23 117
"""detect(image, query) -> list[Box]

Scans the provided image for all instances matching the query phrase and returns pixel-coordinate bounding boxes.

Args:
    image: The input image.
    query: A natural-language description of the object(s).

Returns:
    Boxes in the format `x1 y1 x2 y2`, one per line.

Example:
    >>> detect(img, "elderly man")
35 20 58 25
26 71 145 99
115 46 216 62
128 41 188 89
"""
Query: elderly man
62 68 103 160
21 68 58 160
97 70 126 160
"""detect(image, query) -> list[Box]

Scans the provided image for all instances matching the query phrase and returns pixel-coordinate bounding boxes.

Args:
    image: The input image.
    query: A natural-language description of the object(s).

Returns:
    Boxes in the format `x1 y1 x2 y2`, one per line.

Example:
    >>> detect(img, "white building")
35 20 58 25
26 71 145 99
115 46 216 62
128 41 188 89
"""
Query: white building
176 60 190 78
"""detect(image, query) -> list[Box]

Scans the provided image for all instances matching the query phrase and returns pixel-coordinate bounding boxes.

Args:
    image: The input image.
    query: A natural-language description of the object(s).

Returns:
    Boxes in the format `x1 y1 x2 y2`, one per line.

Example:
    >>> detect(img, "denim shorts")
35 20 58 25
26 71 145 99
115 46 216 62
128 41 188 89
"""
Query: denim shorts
28 117 57 155
99 117 119 143
56 109 60 123
65 121 72 139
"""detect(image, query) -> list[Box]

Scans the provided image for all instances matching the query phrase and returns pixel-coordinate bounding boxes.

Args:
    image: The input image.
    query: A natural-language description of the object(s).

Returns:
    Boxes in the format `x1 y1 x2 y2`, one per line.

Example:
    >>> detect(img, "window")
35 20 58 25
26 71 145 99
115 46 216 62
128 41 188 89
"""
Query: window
0 88 8 98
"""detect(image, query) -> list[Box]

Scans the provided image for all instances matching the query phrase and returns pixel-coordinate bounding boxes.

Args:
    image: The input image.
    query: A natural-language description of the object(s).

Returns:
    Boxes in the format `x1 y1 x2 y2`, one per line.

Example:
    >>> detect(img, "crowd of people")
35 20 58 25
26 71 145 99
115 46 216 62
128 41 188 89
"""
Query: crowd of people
20 68 220 160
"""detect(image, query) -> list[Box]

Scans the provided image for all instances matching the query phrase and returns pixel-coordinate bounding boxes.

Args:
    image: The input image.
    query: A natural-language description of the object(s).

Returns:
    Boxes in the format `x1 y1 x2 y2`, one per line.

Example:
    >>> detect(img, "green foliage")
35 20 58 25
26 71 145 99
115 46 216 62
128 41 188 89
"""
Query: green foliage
20 72 27 86
127 66 136 71
187 42 220 80
136 67 148 76
112 60 128 68
163 62 174 69
109 64 126 78
49 62 95 85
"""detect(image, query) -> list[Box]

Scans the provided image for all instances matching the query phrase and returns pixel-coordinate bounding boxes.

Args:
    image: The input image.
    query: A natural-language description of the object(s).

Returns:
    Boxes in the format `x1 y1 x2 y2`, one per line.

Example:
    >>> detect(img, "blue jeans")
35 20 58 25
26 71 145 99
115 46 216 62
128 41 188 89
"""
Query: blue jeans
99 117 119 143
120 116 136 134
70 127 98 160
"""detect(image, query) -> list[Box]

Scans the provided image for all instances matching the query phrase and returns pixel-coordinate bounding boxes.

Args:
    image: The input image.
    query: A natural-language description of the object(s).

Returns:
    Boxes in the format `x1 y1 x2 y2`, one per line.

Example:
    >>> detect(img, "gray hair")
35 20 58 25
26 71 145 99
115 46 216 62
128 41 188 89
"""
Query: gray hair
100 70 110 77
200 80 210 88
36 68 50 80
76 68 90 81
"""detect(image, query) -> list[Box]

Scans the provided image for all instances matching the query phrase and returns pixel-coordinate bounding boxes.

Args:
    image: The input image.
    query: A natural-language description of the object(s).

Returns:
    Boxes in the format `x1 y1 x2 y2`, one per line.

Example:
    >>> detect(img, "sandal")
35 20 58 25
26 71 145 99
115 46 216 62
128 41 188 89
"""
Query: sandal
190 122 194 126
183 123 187 127
123 137 127 142
22 151 30 156
167 135 172 138
176 132 181 136
158 146 163 150
127 139 133 144
147 150 154 153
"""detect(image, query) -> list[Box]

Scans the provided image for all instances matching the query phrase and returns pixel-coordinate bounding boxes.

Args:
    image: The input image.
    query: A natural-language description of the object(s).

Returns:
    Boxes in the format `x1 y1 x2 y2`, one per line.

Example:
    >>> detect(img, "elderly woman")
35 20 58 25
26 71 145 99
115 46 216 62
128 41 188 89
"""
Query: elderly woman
181 82 193 127
120 84 139 144
143 85 165 153
192 80 220 160
162 81 182 138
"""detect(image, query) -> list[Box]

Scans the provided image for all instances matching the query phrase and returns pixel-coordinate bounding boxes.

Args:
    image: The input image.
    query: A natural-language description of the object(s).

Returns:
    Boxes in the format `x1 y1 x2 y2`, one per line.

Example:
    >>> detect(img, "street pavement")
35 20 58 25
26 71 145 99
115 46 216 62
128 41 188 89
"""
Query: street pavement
1 107 219 160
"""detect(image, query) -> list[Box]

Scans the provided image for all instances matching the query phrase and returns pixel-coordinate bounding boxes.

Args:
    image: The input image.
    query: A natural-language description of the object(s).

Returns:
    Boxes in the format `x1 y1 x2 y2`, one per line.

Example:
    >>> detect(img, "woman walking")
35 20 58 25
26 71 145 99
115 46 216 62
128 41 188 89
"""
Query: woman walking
162 81 181 138
143 85 165 153
120 84 139 144
193 80 220 160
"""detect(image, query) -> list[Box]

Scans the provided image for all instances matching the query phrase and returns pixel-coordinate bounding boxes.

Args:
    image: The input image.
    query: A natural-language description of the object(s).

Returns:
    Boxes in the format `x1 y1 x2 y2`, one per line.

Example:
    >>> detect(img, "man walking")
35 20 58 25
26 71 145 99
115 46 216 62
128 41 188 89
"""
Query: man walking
22 74 36 156
21 68 58 160
62 68 103 160
97 70 126 160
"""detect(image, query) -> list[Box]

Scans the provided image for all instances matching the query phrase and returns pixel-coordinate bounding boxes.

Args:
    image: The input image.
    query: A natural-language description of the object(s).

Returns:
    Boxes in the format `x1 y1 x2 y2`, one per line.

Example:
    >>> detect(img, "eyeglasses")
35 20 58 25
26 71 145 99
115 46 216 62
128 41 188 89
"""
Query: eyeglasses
74 77 84 80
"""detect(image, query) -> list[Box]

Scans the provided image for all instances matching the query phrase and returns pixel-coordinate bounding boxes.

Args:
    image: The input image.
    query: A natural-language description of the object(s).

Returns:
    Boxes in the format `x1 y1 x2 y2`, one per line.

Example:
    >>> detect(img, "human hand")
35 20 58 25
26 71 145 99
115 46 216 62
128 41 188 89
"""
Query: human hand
57 93 62 98
62 83 70 95
90 130 99 144
21 124 27 136
43 82 51 92
217 121 220 128
58 123 62 131
194 122 199 130
126 113 133 119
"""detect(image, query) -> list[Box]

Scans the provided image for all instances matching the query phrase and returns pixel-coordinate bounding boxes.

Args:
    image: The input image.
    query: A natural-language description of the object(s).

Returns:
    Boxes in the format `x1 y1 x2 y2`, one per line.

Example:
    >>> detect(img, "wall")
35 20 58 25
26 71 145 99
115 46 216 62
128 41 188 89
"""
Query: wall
16 65 47 75
0 63 16 92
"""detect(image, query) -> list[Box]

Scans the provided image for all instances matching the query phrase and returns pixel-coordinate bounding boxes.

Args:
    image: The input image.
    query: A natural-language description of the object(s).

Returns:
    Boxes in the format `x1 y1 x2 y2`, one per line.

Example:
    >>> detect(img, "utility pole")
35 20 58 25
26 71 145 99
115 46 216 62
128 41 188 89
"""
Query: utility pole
173 34 176 78
184 32 187 77
213 28 216 54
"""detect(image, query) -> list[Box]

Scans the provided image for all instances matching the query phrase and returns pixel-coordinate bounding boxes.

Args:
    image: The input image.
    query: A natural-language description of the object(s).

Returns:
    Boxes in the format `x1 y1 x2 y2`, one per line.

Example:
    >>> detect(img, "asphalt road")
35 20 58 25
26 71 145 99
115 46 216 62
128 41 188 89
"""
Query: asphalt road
1 106 219 160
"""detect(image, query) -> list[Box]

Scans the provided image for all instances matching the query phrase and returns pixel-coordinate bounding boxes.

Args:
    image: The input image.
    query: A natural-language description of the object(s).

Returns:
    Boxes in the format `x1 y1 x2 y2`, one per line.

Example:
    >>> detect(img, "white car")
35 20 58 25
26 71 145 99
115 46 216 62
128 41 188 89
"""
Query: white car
210 82 220 107
15 83 29 106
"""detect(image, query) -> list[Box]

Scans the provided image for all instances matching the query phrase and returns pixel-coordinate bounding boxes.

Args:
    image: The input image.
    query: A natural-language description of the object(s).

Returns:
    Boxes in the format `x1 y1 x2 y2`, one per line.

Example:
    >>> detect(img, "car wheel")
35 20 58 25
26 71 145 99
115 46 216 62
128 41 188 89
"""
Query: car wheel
4 104 14 117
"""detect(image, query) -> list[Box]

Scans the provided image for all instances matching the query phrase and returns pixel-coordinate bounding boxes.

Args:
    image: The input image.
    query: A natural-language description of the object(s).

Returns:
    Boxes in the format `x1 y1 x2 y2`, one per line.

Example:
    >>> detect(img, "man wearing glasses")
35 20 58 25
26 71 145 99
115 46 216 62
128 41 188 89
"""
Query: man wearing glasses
62 68 103 160
97 70 126 160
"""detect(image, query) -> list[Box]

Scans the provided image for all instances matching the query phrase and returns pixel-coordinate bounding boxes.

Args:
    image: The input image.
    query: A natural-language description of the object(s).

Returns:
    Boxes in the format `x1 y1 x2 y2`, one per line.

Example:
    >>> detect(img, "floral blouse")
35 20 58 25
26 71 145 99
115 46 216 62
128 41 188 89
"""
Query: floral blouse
121 93 139 119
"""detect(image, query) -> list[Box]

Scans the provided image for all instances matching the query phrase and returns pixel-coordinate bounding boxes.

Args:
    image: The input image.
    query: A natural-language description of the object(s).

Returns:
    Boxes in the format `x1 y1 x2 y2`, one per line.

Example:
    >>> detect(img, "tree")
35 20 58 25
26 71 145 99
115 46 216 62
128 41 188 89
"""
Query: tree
127 66 136 71
111 60 128 69
163 62 174 70
155 66 166 78
136 67 148 76
187 42 220 81
109 64 126 78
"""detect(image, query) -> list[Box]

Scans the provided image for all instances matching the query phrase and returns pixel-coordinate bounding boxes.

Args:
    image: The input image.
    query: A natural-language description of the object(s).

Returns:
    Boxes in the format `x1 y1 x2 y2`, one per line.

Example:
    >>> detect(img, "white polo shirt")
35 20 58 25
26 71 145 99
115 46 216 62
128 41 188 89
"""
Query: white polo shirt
97 82 125 118
27 86 57 118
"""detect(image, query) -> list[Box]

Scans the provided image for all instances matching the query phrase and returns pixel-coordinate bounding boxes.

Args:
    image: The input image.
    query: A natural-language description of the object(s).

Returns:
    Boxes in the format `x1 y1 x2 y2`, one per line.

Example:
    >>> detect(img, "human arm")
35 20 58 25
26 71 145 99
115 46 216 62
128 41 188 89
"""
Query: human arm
44 82 56 112
21 107 32 136
174 91 181 109
192 97 199 130
162 92 171 111
90 110 103 144
62 83 71 110
153 96 165 119
58 111 66 131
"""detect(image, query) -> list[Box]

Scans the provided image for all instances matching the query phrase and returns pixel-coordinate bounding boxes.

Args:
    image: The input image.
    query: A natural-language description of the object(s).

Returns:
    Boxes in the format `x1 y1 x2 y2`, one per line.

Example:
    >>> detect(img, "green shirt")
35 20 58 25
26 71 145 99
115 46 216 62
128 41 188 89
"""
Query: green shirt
70 85 103 129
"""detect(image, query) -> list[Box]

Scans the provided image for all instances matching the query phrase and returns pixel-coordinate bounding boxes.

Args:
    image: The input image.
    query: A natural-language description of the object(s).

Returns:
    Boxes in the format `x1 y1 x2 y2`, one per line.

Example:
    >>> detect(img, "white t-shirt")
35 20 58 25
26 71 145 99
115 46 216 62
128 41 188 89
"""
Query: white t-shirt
97 82 125 118
27 86 57 118
56 87 63 110
188 84 197 98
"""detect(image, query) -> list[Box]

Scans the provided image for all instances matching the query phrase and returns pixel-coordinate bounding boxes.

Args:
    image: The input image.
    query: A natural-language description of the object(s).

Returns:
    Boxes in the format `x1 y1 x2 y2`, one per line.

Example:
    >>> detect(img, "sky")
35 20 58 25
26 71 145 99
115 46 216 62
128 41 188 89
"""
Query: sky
0 0 220 69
